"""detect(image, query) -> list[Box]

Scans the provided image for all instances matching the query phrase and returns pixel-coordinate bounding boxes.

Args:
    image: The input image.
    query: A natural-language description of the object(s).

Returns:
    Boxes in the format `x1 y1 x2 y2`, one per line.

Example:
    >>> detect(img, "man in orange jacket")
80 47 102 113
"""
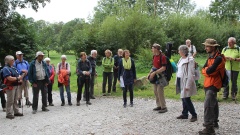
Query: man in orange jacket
199 39 226 135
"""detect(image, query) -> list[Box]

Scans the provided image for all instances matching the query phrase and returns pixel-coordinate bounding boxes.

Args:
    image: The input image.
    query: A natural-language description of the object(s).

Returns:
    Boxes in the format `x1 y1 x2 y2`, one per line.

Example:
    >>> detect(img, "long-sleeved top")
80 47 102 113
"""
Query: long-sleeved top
87 56 96 75
47 64 55 84
28 60 50 84
118 58 137 86
102 57 114 72
14 59 29 80
76 59 92 79
56 62 71 75
113 55 122 68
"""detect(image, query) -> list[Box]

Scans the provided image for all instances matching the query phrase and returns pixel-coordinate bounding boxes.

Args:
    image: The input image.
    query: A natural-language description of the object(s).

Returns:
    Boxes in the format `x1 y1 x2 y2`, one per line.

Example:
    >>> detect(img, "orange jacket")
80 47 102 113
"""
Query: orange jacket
58 69 69 86
202 52 226 90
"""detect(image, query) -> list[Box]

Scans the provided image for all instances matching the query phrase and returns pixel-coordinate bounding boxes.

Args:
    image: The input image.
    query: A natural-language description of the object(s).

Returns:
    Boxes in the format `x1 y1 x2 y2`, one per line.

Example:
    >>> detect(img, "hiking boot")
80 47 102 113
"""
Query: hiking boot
123 103 127 108
6 115 14 119
68 101 72 106
32 110 37 114
86 101 92 105
158 108 168 113
102 93 106 96
176 115 188 119
14 113 23 116
130 102 133 107
190 116 197 122
3 108 6 112
232 95 236 100
18 99 21 108
61 101 65 106
153 107 161 111
49 103 54 106
90 96 96 99
42 107 49 112
198 127 215 135
26 99 32 106
214 122 219 129
76 101 80 106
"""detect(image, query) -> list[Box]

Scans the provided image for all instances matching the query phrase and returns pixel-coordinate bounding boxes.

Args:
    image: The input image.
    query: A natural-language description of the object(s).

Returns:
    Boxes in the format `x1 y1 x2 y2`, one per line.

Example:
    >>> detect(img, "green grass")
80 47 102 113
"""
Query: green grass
47 51 240 103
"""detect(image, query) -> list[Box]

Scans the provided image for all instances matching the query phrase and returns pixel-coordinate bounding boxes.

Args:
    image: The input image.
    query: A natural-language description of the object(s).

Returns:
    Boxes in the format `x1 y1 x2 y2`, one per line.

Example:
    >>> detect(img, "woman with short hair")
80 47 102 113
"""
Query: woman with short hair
44 58 55 106
2 55 24 119
176 45 197 122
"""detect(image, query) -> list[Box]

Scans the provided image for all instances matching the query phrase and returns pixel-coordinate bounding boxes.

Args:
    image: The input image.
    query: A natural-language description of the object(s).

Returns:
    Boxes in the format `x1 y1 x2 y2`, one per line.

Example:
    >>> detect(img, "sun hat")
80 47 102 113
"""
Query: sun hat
35 51 44 58
16 51 24 55
202 38 220 46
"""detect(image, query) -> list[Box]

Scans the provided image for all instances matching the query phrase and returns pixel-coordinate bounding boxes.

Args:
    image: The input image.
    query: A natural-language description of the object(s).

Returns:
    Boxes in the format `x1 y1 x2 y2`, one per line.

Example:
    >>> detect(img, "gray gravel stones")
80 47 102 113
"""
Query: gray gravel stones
0 92 239 135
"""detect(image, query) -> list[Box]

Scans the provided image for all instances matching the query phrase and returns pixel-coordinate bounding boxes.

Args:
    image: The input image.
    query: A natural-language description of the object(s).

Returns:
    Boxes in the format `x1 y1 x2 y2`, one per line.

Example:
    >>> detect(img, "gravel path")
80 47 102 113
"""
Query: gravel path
0 91 240 135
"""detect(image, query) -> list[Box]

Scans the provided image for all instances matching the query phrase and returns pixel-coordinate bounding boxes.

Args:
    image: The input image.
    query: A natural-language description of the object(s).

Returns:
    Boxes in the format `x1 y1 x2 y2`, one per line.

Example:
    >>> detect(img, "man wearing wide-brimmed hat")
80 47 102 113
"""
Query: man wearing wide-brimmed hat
199 39 226 135
28 51 50 114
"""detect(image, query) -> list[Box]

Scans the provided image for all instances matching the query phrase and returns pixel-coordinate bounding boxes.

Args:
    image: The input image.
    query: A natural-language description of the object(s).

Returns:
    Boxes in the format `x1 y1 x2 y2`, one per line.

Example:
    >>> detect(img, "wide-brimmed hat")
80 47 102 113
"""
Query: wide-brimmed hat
202 38 220 46
16 51 24 55
35 51 44 58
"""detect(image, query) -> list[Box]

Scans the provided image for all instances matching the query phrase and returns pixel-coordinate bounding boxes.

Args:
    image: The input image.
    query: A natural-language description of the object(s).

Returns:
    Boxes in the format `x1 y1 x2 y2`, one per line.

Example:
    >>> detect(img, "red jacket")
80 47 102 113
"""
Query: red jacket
58 69 69 86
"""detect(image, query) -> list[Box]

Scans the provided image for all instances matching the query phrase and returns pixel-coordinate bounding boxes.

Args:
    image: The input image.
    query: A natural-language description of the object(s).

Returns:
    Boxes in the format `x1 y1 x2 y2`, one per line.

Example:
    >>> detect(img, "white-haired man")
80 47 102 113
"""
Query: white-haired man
186 39 197 58
56 55 72 106
221 37 240 100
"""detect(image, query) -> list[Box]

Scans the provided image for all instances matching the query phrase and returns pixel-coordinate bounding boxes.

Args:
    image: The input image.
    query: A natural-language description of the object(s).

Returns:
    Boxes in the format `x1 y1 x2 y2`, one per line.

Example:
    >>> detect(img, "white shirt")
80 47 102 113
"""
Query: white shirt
187 45 196 56
35 60 46 80
177 58 188 78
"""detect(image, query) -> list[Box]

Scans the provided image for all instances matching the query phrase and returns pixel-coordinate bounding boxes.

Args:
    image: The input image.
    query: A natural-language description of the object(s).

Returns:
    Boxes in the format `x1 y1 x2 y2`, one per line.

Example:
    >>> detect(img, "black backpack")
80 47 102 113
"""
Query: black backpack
219 70 229 88
0 67 7 90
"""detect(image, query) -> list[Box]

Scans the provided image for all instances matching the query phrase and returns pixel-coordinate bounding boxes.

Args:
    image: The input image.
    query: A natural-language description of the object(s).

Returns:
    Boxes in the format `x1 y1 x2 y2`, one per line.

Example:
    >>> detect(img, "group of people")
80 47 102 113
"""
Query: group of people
0 37 239 135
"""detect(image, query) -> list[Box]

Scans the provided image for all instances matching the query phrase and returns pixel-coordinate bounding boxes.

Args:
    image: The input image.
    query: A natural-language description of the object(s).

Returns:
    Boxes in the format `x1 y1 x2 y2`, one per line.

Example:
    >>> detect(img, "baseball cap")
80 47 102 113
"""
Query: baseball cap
35 51 45 58
16 51 24 55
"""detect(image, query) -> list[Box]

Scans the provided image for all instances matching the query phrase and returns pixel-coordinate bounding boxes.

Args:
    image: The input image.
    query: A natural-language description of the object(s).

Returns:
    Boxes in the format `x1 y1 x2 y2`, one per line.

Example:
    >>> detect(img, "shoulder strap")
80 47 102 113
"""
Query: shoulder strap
190 45 194 54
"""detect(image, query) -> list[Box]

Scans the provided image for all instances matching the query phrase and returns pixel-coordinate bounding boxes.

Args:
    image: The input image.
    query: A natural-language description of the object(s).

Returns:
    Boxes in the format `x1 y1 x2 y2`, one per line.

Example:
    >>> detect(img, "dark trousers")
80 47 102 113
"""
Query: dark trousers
123 84 134 103
32 80 47 110
77 77 90 102
204 89 219 126
102 72 113 93
112 69 118 92
47 83 53 104
0 90 6 108
84 75 95 98
223 70 239 98
181 97 197 117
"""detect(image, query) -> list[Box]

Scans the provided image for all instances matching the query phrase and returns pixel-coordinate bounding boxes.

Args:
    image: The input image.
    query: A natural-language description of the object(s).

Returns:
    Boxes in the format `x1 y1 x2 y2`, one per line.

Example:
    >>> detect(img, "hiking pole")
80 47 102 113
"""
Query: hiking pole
21 97 23 115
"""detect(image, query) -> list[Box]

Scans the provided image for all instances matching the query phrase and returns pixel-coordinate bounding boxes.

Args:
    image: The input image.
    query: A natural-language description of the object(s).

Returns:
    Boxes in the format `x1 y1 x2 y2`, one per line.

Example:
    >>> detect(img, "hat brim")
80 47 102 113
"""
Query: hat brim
202 43 220 46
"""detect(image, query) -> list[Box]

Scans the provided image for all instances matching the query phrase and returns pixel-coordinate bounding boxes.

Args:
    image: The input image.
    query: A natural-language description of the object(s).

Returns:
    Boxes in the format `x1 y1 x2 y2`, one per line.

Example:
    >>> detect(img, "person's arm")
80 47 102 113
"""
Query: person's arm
87 61 92 75
56 63 60 75
49 66 55 82
185 59 195 90
118 59 123 81
67 63 71 74
132 59 137 80
193 46 197 58
76 61 83 76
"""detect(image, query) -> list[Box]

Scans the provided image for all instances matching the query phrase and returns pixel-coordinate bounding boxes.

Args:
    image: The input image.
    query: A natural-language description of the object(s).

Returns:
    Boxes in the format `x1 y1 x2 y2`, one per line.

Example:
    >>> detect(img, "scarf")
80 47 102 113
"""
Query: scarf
122 57 131 70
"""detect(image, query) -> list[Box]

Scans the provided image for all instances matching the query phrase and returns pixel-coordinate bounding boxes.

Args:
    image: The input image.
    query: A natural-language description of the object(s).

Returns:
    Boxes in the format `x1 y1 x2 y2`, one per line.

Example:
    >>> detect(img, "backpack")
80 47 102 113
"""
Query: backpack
103 57 113 63
219 70 229 88
14 60 28 69
0 68 6 90
223 46 240 53
190 45 195 55
58 62 71 76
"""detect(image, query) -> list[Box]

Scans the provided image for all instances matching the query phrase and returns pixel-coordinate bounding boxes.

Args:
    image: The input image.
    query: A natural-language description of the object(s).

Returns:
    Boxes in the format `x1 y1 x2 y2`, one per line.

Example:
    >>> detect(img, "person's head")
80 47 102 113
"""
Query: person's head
105 49 112 58
151 43 161 54
35 51 44 62
80 52 87 60
186 39 191 46
202 38 220 54
91 50 97 58
4 55 15 66
16 51 24 61
178 45 189 57
44 57 51 65
228 37 236 48
61 55 67 63
117 49 123 56
122 50 130 59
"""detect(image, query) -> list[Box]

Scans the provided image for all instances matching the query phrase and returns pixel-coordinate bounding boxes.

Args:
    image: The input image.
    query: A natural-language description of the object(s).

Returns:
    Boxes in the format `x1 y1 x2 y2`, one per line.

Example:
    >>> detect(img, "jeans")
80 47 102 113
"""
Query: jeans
102 72 113 93
32 80 47 110
181 97 197 117
47 83 53 104
204 89 219 126
59 80 71 103
78 77 90 102
223 70 239 98
0 90 6 109
112 69 118 92
123 84 134 103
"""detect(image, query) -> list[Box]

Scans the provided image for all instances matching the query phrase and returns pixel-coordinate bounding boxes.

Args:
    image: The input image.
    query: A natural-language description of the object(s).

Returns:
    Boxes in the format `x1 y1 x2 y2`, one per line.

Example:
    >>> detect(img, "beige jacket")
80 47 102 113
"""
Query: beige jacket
176 56 197 98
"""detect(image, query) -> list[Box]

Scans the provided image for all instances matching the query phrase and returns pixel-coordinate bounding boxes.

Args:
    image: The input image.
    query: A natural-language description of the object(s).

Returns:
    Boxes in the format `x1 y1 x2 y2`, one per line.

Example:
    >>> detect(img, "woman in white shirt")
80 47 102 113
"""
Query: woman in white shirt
176 45 197 122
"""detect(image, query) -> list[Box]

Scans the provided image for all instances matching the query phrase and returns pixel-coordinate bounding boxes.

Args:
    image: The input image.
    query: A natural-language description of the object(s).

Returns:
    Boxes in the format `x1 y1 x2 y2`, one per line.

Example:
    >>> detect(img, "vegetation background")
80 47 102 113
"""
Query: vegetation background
1 0 240 102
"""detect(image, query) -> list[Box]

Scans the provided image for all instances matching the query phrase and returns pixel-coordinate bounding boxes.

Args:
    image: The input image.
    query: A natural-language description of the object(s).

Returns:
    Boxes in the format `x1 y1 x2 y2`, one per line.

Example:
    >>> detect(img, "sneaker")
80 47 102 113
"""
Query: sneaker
42 107 49 112
123 103 127 108
14 113 24 116
6 115 14 119
158 108 168 113
190 116 197 122
3 108 6 112
76 101 80 106
49 103 54 106
214 122 219 129
176 115 188 119
222 96 228 100
68 102 72 106
198 127 215 135
32 110 37 114
103 93 106 96
61 102 65 106
86 101 92 105
153 107 161 111
130 102 133 107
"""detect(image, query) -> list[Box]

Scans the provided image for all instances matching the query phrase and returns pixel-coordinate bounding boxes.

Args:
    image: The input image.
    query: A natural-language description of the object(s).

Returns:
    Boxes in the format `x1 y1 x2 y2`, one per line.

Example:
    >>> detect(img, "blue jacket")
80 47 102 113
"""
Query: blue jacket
14 59 29 80
28 59 50 84
118 58 137 85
